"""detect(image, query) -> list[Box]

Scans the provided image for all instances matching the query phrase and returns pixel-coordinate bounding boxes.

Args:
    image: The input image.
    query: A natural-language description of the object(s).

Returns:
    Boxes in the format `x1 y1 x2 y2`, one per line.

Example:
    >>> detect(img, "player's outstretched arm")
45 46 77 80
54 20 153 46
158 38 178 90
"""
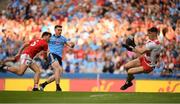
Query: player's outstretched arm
1 42 29 64
16 42 29 56
3 57 17 63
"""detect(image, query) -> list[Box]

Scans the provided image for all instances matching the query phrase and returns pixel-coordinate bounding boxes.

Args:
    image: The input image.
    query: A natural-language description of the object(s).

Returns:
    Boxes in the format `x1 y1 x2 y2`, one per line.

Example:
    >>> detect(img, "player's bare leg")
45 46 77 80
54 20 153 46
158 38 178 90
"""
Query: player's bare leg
30 63 41 91
51 61 63 91
121 66 145 90
120 58 141 90
39 74 55 91
46 75 55 83
124 58 141 69
40 61 63 91
124 58 141 80
0 57 17 71
1 64 28 75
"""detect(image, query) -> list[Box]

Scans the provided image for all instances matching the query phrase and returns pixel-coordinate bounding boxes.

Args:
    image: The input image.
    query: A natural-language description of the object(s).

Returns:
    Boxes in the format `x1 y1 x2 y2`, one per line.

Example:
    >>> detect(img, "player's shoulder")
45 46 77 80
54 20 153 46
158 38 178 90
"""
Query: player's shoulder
145 39 160 49
61 35 67 39
50 35 56 39
39 39 47 44
61 35 68 41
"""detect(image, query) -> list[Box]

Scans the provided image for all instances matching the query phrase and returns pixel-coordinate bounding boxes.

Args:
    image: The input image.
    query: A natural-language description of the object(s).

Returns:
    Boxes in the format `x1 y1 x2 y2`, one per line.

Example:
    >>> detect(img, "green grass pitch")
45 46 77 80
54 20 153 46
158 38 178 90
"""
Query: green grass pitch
0 91 180 103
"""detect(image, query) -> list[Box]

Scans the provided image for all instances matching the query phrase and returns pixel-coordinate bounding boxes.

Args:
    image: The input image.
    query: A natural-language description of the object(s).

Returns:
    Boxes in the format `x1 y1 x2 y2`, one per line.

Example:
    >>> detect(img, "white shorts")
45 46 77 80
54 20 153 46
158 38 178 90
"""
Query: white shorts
20 54 34 66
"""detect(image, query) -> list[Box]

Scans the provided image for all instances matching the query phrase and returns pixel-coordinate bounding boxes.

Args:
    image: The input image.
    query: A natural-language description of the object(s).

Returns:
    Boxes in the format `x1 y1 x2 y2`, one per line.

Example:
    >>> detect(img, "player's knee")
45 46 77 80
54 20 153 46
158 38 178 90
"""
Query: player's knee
59 67 63 73
17 70 25 76
124 61 137 70
124 64 129 70
54 67 63 74
54 67 61 72
127 70 133 74
35 69 41 74
52 63 59 68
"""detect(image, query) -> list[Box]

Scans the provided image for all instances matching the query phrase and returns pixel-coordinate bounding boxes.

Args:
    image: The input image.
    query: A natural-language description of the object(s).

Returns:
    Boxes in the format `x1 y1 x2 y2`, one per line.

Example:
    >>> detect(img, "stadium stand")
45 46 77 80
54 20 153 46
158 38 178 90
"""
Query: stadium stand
0 0 180 79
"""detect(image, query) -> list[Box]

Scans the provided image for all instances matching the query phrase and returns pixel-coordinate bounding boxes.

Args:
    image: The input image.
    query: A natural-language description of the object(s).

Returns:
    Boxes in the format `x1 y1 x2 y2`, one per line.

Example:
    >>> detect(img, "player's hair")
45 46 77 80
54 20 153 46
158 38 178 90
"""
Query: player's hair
41 32 51 38
55 25 62 29
148 27 159 33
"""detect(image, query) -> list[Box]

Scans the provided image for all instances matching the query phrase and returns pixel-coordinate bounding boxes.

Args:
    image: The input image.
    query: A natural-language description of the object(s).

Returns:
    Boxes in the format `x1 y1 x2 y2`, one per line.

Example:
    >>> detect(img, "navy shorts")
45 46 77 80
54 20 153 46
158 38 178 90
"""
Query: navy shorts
48 53 62 66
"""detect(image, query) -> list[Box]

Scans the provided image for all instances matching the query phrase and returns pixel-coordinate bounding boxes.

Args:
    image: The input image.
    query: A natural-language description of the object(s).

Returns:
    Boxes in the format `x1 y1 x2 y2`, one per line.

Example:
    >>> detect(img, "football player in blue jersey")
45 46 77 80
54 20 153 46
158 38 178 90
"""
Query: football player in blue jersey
40 25 74 91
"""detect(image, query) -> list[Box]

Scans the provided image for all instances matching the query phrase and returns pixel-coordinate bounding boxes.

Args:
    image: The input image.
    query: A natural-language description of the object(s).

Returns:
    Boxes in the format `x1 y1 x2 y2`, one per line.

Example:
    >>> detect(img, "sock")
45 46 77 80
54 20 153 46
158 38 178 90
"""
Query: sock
56 84 60 89
127 74 134 82
42 81 48 88
34 84 38 88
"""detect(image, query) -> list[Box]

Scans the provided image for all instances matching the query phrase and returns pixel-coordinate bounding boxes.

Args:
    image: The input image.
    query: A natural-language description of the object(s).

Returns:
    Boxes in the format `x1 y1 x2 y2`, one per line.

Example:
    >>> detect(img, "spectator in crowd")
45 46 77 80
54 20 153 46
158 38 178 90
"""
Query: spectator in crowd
103 57 114 74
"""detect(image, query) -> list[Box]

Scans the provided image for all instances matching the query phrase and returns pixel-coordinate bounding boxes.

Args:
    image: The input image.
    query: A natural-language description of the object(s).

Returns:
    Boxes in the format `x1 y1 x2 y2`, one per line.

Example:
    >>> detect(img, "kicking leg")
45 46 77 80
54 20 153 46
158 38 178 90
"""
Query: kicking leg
123 58 141 71
121 66 144 90
120 58 141 90
123 58 141 82
40 61 63 91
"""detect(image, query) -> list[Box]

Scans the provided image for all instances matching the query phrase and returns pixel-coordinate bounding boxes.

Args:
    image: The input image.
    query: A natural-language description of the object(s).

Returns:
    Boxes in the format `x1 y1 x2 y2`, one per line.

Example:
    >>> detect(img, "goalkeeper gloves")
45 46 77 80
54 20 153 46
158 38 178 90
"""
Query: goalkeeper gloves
122 44 134 51
126 37 136 48
122 37 136 51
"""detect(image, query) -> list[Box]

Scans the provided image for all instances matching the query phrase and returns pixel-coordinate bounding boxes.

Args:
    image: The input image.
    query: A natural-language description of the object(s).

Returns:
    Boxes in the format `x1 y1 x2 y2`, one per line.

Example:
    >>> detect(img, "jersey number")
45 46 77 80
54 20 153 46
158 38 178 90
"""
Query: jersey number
30 40 39 46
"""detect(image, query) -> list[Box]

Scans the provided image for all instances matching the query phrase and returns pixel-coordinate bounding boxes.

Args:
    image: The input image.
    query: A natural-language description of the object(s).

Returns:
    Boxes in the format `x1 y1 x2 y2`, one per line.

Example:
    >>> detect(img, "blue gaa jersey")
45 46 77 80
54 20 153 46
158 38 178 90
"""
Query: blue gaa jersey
48 35 67 57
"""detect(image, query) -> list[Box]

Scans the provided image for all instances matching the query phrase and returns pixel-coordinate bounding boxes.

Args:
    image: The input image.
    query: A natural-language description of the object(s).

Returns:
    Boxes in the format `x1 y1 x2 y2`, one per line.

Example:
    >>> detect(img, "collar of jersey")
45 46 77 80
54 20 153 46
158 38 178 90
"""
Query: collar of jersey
53 34 61 38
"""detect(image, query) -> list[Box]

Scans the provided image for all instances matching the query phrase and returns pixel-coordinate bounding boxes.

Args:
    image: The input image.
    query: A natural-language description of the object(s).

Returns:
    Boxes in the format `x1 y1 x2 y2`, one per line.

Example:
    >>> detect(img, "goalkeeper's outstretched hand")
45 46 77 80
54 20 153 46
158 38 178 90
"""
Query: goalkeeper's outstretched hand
122 44 134 51
126 37 136 48
122 37 136 51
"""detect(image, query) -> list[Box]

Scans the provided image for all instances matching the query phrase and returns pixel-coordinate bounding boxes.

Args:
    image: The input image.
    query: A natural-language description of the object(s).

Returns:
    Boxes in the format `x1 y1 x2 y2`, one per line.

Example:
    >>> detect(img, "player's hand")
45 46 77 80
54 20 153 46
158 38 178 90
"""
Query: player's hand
14 54 20 61
126 37 136 48
15 52 20 57
122 44 134 51
70 42 75 48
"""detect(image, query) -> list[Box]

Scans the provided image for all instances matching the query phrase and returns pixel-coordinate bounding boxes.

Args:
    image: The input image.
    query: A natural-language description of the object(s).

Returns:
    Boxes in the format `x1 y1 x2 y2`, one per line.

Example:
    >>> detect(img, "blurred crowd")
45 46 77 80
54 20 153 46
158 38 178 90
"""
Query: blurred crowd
0 0 180 77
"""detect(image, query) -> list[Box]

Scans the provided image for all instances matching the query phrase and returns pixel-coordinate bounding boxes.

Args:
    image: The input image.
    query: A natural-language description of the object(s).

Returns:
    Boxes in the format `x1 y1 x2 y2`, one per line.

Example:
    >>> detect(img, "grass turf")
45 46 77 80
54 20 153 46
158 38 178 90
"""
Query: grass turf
0 91 179 103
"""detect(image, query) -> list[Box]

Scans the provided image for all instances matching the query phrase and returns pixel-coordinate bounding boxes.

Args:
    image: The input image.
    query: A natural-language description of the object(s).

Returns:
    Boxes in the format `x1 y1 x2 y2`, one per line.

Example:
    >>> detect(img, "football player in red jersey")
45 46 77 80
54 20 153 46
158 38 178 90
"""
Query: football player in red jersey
121 27 162 90
0 32 51 91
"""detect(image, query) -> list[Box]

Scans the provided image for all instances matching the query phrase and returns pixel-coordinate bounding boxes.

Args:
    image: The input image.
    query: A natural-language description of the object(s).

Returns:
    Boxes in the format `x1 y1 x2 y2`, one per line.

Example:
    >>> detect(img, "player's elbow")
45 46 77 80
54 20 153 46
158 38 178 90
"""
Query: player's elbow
36 70 41 75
